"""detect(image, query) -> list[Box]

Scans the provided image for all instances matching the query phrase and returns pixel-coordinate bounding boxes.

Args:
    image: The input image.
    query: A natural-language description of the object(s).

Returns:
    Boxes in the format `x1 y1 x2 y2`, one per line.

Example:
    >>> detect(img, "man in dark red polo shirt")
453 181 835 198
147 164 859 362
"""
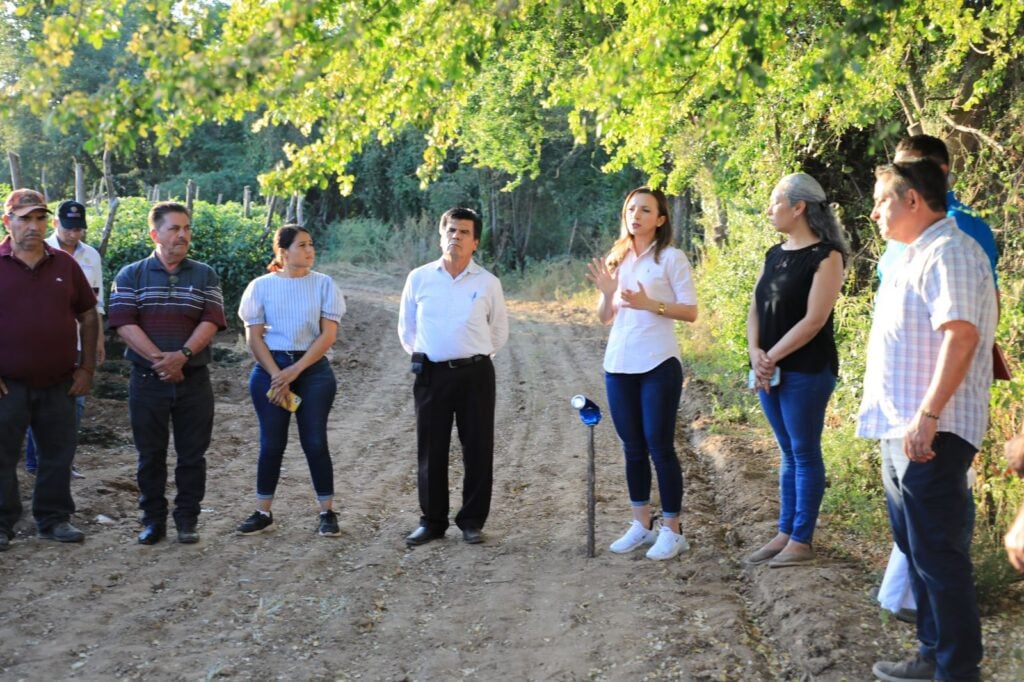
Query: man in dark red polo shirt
0 189 98 551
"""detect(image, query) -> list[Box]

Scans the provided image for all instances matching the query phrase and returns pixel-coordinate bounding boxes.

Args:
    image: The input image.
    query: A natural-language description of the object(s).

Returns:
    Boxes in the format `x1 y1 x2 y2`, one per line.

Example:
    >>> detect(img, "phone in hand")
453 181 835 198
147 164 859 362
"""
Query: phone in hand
268 388 302 412
747 367 781 390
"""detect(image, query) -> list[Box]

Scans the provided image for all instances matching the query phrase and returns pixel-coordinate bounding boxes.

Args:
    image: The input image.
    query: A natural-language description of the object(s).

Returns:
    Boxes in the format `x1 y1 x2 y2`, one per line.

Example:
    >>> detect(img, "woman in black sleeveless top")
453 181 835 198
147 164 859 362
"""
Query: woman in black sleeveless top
744 173 847 568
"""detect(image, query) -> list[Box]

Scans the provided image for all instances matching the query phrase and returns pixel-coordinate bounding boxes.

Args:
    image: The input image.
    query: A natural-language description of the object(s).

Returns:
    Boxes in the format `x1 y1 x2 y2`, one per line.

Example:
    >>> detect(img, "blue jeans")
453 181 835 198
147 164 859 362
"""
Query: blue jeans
882 435 982 681
25 396 85 472
249 353 337 500
758 367 836 544
605 358 684 517
0 379 78 533
129 365 214 529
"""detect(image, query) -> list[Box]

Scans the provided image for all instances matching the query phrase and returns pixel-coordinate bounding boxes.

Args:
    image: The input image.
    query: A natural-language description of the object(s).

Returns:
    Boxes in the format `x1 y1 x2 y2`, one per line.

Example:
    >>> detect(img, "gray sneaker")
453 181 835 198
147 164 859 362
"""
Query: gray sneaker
872 654 937 681
37 521 85 543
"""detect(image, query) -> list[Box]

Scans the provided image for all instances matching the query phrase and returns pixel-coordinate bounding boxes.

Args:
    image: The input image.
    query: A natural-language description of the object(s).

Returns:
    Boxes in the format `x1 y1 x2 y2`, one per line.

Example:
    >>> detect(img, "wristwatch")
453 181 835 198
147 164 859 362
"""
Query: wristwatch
181 346 194 360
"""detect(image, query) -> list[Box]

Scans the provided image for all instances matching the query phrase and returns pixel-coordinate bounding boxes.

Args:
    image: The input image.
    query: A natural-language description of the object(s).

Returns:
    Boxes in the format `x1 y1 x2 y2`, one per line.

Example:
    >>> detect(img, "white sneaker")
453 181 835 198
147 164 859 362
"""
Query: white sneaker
645 526 689 560
609 520 658 553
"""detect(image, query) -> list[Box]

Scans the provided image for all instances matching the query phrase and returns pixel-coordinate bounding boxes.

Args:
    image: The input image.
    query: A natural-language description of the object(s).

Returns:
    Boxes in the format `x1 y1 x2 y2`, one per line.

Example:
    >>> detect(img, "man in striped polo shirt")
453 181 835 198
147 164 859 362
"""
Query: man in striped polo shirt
108 202 227 546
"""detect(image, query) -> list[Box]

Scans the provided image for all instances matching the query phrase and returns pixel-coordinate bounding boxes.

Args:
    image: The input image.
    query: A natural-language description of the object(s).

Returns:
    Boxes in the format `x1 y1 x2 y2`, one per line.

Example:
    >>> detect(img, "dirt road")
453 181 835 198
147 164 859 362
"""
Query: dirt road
2 263 1017 681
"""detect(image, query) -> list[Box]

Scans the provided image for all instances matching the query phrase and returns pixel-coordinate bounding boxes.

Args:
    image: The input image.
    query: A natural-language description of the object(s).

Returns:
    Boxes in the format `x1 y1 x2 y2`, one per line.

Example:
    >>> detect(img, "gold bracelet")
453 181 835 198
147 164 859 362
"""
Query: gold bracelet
657 302 666 316
920 409 940 421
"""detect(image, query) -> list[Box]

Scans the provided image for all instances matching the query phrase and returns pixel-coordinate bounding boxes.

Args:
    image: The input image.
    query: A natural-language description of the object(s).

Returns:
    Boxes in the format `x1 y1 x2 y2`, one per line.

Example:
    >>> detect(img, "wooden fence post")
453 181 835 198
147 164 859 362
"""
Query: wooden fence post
74 161 85 203
8 151 23 189
186 179 195 215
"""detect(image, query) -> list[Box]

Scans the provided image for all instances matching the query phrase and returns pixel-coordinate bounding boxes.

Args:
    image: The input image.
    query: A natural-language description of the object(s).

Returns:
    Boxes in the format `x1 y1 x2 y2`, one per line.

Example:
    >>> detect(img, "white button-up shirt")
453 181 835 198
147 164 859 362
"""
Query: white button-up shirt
856 217 997 448
46 233 104 315
398 258 508 362
603 245 697 374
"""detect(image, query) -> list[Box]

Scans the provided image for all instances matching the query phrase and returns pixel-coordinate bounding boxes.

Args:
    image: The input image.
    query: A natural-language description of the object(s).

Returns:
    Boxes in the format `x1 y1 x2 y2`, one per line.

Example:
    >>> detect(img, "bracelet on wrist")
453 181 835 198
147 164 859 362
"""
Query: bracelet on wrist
657 302 666 316
920 409 940 421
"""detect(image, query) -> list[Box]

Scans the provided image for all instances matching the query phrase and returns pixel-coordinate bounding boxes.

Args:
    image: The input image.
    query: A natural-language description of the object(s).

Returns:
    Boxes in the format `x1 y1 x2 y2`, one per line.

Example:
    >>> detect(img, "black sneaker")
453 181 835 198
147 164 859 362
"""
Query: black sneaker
318 510 340 537
37 521 85 543
237 510 273 535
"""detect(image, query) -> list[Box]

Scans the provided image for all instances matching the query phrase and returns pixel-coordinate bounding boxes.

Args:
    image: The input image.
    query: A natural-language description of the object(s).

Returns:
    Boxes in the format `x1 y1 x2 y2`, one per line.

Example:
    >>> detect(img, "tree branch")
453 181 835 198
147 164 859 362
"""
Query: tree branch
939 112 1006 154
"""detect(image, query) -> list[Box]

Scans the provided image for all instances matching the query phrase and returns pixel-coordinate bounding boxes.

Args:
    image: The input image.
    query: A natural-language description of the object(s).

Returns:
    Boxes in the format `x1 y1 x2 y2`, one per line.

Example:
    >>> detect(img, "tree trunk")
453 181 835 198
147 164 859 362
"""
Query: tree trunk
186 179 195 215
40 168 49 203
260 196 278 242
295 192 304 226
8 151 22 189
285 194 296 223
97 197 120 258
102 150 117 201
243 186 251 218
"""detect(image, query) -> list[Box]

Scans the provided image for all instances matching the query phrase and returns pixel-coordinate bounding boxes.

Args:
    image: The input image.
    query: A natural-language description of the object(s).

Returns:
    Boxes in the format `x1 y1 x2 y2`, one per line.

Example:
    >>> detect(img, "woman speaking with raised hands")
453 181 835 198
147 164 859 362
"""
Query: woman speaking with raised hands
586 186 698 561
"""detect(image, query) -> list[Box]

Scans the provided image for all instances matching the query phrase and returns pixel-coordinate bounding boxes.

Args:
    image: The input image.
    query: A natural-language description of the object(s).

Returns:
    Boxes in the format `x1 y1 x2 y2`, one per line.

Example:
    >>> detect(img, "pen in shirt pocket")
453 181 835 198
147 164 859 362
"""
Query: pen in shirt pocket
471 291 478 301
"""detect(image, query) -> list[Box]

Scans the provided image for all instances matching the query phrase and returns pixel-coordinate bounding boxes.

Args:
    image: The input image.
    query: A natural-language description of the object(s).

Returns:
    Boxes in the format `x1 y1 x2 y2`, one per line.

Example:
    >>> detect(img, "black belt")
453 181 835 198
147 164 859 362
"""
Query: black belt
431 354 488 369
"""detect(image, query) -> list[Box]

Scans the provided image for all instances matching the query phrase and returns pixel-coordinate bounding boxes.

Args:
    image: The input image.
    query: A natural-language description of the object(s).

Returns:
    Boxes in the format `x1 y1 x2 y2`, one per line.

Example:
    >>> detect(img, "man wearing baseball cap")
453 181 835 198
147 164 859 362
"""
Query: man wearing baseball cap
0 189 99 550
23 200 106 478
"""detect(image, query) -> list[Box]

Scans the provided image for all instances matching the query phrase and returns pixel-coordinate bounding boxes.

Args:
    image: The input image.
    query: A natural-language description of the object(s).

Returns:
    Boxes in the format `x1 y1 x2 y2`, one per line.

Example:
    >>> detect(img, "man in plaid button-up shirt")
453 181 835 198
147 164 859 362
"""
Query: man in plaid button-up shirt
859 160 995 682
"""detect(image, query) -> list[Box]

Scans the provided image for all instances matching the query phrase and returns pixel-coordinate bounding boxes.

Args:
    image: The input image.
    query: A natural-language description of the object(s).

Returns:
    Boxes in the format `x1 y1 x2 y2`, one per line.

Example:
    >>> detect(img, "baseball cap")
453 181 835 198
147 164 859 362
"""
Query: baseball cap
4 188 51 217
57 200 88 229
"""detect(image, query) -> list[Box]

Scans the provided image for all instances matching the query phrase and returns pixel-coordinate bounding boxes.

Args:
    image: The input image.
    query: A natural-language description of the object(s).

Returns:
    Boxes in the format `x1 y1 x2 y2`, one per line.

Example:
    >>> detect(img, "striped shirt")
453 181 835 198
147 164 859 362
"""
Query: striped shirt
237 271 346 354
603 245 697 374
857 217 997 448
108 253 228 368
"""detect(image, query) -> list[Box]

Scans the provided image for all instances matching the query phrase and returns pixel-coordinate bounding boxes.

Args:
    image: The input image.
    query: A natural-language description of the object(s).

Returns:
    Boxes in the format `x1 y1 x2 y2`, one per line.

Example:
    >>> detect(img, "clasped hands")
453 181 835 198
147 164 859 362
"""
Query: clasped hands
748 348 777 392
150 351 188 383
267 364 302 408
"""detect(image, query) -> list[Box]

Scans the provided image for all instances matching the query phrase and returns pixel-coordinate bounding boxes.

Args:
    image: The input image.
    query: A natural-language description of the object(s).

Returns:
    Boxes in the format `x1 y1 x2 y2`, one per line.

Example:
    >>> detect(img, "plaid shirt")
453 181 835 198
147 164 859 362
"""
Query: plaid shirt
857 217 997 448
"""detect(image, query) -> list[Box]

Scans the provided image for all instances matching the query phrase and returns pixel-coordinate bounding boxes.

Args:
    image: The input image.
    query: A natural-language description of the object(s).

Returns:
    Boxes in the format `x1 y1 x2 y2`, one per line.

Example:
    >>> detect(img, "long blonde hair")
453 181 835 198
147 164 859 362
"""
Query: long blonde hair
605 187 673 270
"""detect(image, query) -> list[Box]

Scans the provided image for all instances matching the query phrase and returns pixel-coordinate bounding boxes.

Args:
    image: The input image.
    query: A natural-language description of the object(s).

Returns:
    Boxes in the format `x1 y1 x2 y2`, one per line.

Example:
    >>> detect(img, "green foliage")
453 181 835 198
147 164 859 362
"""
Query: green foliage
319 214 437 274
99 196 268 316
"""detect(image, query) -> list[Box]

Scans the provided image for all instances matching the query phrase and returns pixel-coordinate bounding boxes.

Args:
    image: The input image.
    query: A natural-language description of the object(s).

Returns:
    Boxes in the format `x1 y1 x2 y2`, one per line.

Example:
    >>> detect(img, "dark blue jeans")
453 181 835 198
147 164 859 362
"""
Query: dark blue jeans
25 395 85 472
758 367 836 544
0 379 77 533
605 357 684 517
129 365 214 529
249 353 337 500
882 434 982 682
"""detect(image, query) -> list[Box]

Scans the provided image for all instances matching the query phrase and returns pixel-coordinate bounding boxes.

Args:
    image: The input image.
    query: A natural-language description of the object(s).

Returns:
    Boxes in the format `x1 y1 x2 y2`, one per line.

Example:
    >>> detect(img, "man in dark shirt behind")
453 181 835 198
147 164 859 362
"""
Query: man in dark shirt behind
108 202 226 546
0 189 98 550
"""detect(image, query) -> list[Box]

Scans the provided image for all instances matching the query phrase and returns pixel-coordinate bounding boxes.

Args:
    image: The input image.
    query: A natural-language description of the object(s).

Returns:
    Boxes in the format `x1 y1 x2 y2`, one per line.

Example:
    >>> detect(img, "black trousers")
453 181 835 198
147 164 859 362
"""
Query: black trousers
129 365 214 529
0 378 77 533
413 357 495 532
